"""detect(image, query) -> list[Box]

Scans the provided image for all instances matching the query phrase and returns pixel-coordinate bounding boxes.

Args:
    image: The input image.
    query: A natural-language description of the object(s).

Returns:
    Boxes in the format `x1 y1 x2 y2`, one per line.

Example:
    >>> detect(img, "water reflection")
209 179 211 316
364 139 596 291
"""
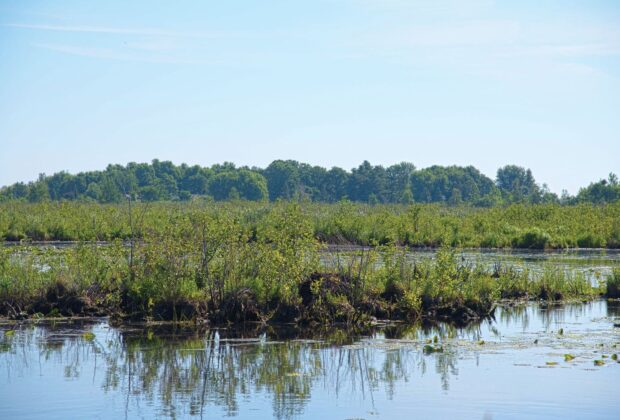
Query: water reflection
1 300 619 419
2 323 450 418
607 300 620 318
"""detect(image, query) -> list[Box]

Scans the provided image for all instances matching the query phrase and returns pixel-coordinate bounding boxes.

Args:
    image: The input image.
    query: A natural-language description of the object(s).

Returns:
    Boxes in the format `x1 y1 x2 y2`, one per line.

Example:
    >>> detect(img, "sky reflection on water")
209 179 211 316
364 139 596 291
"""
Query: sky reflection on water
1 300 619 419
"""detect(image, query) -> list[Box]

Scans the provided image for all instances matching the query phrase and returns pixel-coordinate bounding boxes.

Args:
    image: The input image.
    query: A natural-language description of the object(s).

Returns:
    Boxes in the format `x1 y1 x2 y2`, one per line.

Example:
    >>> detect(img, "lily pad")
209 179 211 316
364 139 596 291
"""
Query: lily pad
423 345 443 354
82 332 96 341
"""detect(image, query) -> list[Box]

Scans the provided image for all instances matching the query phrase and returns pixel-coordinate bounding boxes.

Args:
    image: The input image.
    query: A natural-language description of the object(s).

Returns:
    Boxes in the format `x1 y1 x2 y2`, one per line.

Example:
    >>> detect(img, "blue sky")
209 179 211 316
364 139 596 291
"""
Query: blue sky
1 0 619 194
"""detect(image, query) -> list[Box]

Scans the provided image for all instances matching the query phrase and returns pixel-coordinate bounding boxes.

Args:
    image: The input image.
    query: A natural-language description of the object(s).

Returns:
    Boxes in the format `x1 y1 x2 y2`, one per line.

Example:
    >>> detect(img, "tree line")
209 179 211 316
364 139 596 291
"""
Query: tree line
1 159 618 205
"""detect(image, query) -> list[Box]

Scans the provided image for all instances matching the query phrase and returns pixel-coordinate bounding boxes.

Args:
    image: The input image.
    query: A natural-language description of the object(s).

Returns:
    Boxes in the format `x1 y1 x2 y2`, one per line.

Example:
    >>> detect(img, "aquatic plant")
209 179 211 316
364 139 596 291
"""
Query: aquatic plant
82 332 96 341
606 269 620 298
423 344 444 354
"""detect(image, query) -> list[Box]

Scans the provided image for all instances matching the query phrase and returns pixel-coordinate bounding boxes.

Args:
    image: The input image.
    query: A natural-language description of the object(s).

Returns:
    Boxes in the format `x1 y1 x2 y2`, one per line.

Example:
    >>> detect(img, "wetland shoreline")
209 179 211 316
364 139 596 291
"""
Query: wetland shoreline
2 203 619 326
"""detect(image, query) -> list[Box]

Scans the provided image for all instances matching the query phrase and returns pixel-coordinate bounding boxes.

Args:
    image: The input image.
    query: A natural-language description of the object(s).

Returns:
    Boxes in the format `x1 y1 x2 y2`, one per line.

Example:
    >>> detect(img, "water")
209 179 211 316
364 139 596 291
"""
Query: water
323 247 620 283
1 301 619 419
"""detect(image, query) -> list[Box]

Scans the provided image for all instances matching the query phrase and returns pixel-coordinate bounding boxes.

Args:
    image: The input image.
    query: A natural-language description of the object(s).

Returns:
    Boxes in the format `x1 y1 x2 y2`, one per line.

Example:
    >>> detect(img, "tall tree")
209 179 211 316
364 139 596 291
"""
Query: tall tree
263 160 301 201
496 165 541 203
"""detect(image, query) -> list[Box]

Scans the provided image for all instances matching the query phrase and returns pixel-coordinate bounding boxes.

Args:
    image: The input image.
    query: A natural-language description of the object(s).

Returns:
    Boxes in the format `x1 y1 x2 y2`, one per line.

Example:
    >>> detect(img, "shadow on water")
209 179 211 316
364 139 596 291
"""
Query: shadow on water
1 300 619 419
607 300 620 318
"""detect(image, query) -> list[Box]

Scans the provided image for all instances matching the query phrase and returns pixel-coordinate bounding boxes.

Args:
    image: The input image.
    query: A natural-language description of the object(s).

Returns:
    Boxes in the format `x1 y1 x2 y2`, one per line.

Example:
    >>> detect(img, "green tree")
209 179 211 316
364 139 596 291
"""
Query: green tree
576 173 620 204
347 161 387 203
27 176 50 202
100 175 122 203
208 170 268 201
386 162 416 202
400 185 414 204
85 182 102 200
263 160 301 201
496 165 541 203
323 167 349 202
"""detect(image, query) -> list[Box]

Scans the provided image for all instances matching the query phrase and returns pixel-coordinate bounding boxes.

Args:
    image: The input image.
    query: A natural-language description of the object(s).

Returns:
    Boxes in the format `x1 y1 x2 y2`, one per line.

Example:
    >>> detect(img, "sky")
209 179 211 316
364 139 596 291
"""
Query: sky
1 0 619 194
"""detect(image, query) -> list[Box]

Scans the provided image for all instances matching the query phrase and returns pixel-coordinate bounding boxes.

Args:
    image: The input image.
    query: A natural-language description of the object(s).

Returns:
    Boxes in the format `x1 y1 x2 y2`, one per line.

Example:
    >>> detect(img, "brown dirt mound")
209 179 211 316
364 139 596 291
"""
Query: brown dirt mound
299 272 354 306
298 272 360 324
29 281 97 317
214 288 263 324
151 299 206 321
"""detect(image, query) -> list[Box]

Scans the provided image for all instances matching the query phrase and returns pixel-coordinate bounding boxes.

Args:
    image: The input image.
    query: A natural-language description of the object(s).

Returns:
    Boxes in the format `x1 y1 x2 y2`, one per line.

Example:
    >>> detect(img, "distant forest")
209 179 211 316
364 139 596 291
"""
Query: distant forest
1 160 618 205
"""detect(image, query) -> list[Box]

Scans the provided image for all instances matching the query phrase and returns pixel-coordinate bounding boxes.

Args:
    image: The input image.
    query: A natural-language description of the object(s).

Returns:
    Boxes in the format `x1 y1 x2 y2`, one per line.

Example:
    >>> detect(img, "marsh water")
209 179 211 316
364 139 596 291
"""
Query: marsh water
1 300 619 419
324 247 620 283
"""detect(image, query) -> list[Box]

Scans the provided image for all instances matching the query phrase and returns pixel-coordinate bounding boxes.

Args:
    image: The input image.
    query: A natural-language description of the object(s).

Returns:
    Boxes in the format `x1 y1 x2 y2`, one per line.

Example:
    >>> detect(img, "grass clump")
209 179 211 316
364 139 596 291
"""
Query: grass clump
606 268 620 298
495 264 598 301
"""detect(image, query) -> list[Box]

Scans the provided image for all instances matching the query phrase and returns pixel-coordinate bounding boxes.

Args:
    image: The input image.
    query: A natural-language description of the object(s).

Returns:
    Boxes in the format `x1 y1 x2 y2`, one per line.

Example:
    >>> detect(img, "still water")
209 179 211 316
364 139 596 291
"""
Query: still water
1 301 619 419
324 247 620 283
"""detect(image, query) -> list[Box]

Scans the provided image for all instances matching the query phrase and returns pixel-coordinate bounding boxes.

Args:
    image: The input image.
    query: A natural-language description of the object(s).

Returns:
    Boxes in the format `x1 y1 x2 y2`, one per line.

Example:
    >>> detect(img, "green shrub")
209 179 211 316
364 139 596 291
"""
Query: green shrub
577 233 606 248
512 228 551 249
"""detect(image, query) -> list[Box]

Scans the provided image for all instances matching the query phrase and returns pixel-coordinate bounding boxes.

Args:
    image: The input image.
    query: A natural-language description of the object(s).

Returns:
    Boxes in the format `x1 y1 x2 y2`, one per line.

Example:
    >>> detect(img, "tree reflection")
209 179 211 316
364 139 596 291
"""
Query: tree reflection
0 321 465 418
1 302 609 419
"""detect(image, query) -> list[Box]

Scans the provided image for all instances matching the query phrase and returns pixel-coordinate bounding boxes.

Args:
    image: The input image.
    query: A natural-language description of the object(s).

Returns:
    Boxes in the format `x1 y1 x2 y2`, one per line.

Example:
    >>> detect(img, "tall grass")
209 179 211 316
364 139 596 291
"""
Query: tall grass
1 201 619 249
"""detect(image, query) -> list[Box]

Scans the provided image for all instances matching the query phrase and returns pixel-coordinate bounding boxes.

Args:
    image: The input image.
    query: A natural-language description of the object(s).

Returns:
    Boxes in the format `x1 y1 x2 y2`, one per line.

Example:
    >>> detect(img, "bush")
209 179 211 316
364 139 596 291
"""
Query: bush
512 228 551 249
576 233 606 248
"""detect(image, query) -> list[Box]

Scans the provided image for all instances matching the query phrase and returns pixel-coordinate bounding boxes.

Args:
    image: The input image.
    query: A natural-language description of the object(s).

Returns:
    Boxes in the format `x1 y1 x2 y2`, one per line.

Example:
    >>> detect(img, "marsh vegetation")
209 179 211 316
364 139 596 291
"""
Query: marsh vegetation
2 201 620 248
1 202 618 324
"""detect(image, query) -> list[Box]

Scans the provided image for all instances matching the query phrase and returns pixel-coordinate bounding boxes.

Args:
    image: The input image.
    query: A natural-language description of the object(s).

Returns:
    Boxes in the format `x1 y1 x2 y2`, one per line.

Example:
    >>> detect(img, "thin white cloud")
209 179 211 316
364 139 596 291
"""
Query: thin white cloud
31 42 201 64
403 20 522 47
30 42 258 66
342 0 495 17
339 16 620 82
359 19 620 55
125 39 179 52
4 22 232 38
499 43 620 58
